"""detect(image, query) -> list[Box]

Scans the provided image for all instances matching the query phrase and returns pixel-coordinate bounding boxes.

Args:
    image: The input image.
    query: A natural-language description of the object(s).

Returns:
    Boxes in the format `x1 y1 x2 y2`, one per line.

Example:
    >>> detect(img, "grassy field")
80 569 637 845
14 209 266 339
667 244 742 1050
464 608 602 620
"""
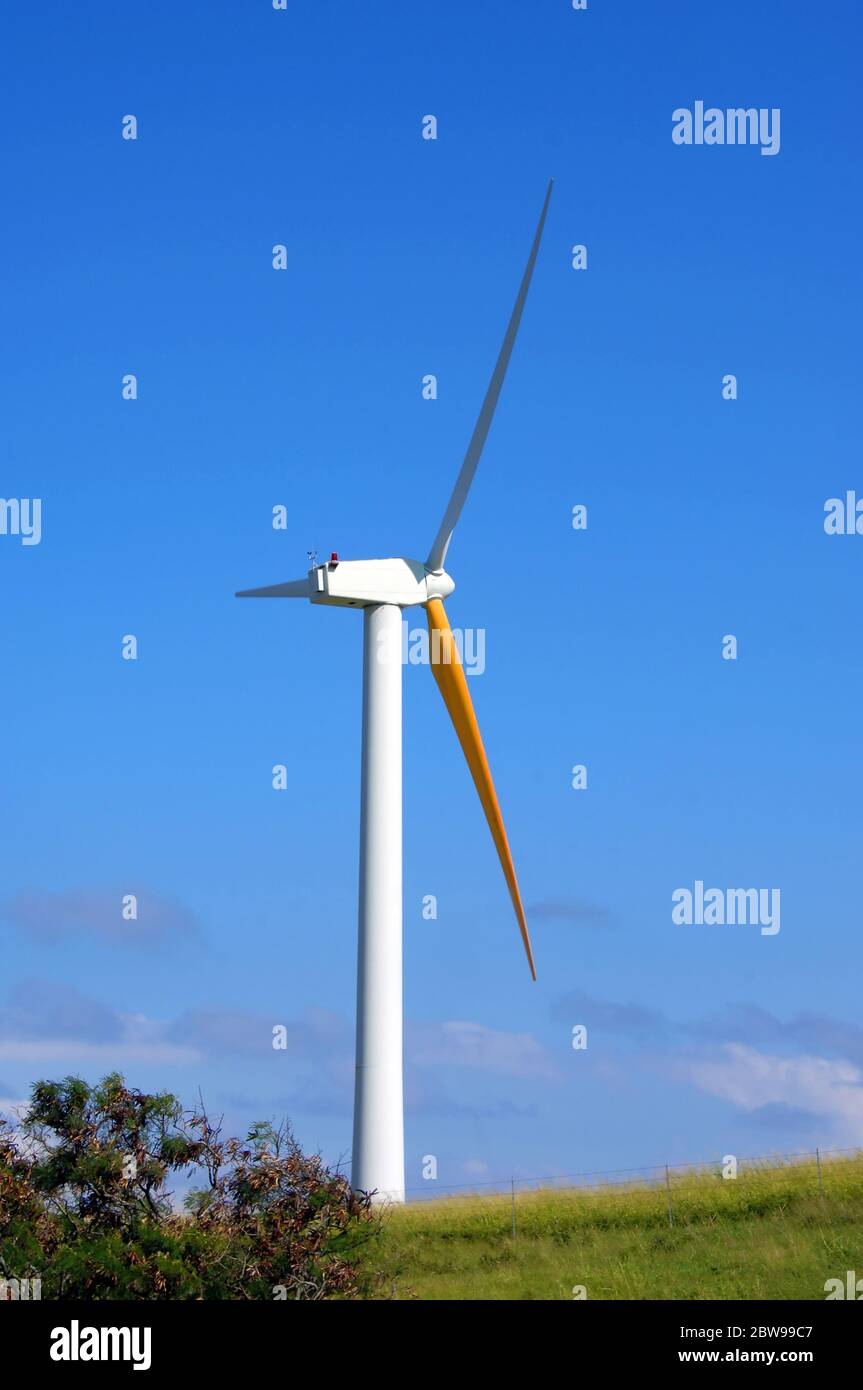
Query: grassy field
362 1155 863 1300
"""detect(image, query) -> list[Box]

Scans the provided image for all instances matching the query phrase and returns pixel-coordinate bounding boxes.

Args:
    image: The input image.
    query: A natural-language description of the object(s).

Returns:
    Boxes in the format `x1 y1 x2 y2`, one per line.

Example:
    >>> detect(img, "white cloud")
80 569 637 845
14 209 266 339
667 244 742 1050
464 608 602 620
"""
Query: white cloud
1 889 201 948
461 1158 491 1179
687 1043 863 1143
410 1020 558 1080
0 1096 28 1120
0 1039 199 1065
0 1009 200 1067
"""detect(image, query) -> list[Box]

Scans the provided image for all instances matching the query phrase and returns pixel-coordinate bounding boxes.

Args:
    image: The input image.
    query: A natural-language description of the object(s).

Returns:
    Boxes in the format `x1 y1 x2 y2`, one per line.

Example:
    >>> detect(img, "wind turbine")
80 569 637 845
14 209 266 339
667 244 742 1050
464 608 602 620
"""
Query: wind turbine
237 181 553 1204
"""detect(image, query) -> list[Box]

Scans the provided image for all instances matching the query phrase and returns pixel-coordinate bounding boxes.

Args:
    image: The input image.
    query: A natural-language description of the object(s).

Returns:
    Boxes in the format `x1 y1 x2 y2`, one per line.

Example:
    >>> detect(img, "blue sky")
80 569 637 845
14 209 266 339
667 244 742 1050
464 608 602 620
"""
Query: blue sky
2 0 862 1194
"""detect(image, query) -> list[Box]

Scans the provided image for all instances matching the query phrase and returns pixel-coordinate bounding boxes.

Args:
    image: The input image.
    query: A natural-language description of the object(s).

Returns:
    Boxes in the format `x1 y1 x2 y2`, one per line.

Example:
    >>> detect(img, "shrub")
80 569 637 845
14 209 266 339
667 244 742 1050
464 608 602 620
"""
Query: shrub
0 1074 375 1300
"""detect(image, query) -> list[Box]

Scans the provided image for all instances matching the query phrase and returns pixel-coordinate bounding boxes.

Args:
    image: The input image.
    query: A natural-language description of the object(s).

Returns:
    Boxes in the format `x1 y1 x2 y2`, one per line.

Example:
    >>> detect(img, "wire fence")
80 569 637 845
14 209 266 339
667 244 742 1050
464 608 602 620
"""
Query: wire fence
401 1145 863 1234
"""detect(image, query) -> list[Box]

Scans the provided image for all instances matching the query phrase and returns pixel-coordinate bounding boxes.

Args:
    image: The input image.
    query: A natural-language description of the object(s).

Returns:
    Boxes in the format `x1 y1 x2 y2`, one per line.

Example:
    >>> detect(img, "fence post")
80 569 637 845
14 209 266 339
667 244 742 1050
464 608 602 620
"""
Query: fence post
665 1164 674 1227
511 1178 517 1239
816 1147 825 1200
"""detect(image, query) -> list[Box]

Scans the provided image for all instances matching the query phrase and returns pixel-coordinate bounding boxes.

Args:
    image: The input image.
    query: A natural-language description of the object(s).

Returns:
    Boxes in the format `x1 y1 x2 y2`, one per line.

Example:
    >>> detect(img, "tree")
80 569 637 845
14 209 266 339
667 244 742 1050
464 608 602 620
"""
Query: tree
0 1117 45 1289
189 1117 375 1299
0 1074 375 1300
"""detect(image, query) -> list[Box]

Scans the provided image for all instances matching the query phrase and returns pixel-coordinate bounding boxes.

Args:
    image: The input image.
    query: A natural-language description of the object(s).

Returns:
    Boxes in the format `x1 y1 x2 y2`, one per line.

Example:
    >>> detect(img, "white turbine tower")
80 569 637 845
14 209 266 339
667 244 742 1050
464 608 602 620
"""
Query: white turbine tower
237 181 552 1204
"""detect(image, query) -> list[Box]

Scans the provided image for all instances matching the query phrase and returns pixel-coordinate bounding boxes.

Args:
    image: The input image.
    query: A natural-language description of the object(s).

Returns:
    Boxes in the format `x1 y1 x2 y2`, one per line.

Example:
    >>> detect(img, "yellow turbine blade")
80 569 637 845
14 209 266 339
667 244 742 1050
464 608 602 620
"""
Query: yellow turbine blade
425 597 536 980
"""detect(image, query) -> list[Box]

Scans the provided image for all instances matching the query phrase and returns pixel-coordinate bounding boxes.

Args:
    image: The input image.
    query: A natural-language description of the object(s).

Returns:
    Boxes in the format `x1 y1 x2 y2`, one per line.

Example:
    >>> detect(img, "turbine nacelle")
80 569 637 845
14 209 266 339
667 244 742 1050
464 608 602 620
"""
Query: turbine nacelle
312 557 454 608
238 557 455 608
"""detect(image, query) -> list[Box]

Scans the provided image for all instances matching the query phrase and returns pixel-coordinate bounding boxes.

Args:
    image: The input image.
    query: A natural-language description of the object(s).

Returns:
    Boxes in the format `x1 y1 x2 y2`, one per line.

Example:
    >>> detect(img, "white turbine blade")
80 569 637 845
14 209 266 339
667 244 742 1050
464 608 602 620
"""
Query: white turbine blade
235 577 311 598
426 179 553 573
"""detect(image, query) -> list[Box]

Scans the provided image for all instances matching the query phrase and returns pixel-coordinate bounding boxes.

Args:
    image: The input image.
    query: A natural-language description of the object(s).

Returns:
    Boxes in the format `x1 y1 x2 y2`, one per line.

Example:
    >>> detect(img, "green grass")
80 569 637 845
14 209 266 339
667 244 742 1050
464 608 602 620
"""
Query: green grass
361 1156 863 1299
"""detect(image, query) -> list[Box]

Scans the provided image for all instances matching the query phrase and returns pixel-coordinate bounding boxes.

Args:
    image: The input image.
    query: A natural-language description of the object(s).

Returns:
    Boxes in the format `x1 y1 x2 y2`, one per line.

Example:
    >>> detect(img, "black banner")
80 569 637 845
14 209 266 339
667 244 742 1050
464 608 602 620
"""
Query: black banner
6 1298 858 1375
